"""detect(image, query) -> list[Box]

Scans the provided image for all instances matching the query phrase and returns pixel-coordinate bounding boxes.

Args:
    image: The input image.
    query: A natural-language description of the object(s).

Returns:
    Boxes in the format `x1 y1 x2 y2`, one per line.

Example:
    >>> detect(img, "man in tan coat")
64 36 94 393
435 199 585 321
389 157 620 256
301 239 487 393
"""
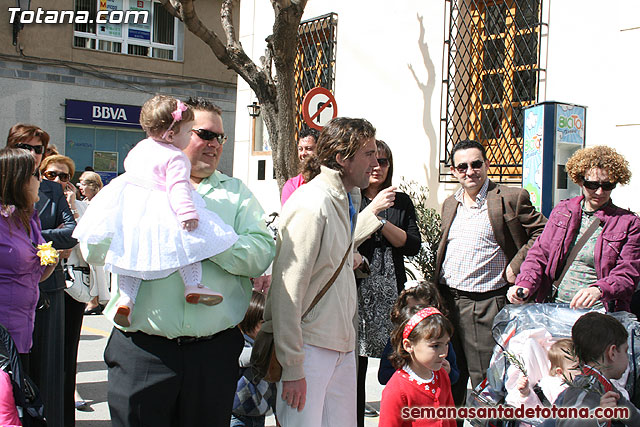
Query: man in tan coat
263 117 382 427
435 139 547 406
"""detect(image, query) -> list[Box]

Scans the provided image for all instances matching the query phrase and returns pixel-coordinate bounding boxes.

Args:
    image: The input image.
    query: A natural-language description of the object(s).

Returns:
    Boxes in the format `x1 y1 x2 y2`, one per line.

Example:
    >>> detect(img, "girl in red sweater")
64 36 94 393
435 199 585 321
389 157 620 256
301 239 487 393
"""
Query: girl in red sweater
379 306 456 427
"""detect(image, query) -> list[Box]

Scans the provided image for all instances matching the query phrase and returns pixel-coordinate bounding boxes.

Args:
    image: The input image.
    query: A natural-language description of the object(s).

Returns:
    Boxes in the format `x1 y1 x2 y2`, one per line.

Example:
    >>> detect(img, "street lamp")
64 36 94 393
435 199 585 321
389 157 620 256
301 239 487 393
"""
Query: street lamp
247 101 261 118
13 0 31 46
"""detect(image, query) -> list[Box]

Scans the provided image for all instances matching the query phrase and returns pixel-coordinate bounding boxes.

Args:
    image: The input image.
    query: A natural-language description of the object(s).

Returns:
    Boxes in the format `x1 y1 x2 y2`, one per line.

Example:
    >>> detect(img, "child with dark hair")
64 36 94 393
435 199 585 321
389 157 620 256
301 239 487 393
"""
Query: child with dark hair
379 305 456 426
238 291 266 338
231 291 275 427
557 312 640 426
379 281 459 386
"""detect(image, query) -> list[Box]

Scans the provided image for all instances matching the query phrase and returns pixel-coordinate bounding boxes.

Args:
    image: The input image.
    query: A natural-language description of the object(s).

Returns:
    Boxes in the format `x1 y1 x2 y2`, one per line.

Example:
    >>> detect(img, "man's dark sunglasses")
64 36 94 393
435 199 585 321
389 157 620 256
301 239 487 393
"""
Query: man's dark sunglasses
377 158 390 167
43 170 70 182
16 143 44 154
32 169 41 179
191 129 227 145
454 159 484 173
582 179 616 191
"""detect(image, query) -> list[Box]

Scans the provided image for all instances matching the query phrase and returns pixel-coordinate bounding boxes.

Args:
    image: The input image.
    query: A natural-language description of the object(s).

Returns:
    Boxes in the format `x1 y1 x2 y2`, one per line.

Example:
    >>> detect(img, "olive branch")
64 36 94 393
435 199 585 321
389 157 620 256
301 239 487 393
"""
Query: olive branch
560 347 609 396
503 350 528 377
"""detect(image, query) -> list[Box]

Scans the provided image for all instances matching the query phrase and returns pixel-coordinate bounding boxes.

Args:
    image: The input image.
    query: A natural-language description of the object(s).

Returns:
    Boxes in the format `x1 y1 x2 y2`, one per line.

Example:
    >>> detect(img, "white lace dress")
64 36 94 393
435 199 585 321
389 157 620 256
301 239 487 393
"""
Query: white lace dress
73 138 238 280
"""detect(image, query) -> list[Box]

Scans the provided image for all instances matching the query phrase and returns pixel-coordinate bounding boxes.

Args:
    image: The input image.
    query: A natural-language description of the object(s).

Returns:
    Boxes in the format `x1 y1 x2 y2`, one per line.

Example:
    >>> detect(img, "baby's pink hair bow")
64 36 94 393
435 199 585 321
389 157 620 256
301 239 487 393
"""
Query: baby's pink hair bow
162 100 188 139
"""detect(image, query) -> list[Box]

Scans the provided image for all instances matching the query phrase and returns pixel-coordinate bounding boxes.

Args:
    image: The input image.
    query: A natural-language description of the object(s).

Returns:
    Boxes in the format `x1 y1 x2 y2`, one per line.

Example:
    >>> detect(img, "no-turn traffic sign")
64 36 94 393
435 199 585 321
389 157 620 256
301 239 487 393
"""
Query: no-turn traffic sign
302 87 338 130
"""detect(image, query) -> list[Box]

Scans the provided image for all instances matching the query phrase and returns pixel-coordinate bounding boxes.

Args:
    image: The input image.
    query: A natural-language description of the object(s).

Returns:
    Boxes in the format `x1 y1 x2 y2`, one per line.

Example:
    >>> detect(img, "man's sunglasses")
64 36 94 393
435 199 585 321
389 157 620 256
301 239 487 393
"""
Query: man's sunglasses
377 158 390 167
32 169 41 179
16 143 45 154
582 179 616 191
191 129 227 145
454 159 484 173
43 170 70 182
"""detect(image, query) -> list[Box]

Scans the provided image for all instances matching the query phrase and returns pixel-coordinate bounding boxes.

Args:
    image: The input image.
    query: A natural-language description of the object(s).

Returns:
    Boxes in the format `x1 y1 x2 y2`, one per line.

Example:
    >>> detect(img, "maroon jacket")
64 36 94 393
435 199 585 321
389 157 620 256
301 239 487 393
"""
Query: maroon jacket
516 196 640 311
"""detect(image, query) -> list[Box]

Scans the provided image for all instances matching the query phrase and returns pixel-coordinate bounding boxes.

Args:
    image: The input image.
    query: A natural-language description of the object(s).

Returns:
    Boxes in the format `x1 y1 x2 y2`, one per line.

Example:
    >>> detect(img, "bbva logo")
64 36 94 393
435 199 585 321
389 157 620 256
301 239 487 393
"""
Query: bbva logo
92 106 128 121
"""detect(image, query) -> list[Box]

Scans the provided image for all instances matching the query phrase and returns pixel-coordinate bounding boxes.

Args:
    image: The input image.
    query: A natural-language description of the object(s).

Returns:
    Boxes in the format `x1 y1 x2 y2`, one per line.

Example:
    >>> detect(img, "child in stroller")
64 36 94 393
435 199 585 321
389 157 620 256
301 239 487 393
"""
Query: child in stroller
468 304 640 427
507 339 580 409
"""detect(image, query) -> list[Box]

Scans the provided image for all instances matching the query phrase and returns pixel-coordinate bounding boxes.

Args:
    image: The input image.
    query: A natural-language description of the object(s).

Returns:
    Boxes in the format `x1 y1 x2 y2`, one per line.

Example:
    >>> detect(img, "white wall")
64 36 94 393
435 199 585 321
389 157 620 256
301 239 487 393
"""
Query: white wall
234 1 640 214
233 0 278 214
234 1 451 215
544 0 640 212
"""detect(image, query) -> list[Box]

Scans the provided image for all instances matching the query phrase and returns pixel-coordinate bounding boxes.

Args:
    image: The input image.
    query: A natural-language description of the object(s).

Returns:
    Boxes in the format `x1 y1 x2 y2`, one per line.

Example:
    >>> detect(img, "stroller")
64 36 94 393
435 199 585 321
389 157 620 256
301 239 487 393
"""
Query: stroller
467 304 640 427
0 323 45 425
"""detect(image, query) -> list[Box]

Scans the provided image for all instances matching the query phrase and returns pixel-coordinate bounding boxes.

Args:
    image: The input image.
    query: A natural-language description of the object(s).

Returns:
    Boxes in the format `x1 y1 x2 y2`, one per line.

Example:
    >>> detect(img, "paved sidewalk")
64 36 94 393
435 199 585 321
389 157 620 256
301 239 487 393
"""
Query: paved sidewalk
75 315 111 427
74 314 386 426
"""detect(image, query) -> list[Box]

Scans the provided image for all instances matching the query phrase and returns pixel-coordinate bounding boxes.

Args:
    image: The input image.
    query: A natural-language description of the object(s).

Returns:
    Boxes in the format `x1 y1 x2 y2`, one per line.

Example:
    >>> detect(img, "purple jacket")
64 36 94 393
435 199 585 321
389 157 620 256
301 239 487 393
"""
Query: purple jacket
516 196 640 311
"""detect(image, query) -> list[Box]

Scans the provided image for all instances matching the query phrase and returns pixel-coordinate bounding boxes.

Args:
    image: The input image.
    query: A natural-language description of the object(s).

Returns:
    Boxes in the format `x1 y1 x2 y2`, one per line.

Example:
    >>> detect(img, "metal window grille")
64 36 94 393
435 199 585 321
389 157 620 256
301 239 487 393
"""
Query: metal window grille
74 0 97 34
153 2 174 45
440 0 545 183
294 13 338 140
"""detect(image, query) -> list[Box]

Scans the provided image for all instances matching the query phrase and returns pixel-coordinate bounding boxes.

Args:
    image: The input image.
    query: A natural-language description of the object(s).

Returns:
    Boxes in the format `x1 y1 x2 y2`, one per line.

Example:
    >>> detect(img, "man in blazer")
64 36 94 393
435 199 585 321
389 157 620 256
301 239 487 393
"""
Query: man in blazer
435 139 546 405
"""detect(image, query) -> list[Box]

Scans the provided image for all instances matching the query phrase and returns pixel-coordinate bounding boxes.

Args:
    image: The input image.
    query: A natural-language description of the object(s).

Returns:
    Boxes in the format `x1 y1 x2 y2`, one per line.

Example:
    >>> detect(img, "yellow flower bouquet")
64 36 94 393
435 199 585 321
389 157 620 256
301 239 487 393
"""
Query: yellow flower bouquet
36 242 59 266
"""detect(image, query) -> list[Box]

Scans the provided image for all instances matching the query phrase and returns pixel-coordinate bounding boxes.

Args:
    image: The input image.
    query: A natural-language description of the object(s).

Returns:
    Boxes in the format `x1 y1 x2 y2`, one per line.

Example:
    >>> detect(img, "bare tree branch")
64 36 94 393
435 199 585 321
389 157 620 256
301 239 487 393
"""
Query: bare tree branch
163 0 274 103
162 0 310 188
159 0 182 20
221 0 237 47
263 48 275 87
272 0 308 11
181 0 228 61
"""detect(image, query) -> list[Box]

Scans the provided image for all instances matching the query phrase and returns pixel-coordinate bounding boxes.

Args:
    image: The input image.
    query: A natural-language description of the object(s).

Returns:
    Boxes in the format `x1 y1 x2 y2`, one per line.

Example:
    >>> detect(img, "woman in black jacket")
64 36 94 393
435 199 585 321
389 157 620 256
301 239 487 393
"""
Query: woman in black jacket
356 140 421 426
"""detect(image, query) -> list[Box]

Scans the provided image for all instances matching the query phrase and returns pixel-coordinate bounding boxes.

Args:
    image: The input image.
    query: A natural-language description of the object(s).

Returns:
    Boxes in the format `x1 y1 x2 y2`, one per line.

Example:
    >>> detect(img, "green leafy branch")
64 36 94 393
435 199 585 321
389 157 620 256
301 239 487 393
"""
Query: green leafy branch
560 347 609 397
398 179 442 282
504 350 528 377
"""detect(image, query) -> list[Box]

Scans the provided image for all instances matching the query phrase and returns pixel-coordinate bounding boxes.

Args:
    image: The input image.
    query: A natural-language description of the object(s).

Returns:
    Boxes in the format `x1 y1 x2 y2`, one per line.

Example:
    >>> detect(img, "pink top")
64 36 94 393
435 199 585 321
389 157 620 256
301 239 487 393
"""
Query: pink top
280 173 306 206
124 137 198 222
0 370 21 426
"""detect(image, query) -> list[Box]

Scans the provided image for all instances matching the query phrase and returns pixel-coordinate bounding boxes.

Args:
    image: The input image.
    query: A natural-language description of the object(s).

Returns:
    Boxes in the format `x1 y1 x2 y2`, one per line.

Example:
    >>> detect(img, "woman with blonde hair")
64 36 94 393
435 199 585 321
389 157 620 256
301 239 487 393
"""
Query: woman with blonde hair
77 171 103 201
73 170 111 317
508 145 639 312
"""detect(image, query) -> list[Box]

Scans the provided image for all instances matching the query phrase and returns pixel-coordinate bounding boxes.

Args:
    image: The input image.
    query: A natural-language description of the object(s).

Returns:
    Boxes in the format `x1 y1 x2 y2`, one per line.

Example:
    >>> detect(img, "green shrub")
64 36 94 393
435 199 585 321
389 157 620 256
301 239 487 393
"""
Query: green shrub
399 179 442 282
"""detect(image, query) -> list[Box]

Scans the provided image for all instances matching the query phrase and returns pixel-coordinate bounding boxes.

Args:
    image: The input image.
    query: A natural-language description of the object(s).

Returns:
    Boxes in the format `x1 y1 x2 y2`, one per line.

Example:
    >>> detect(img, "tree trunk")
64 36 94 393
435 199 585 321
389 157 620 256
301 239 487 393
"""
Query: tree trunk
162 0 307 191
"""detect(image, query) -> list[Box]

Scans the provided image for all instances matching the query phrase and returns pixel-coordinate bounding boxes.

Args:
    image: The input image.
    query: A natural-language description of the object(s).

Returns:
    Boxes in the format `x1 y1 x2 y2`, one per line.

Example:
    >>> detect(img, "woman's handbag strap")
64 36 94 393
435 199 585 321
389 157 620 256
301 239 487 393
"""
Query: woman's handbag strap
551 216 601 297
301 243 353 320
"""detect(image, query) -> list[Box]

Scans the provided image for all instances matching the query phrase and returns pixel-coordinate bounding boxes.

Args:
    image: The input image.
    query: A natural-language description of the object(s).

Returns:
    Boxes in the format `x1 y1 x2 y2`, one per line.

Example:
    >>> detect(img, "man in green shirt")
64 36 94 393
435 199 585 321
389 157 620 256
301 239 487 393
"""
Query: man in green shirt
102 98 275 427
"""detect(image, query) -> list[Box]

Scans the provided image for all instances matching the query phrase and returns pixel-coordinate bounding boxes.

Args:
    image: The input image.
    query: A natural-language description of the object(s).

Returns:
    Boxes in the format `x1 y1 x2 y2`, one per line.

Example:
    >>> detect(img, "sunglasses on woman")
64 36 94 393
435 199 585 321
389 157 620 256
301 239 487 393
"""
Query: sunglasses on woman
377 158 390 167
454 159 484 173
43 170 70 182
191 129 227 145
16 143 45 154
582 179 616 191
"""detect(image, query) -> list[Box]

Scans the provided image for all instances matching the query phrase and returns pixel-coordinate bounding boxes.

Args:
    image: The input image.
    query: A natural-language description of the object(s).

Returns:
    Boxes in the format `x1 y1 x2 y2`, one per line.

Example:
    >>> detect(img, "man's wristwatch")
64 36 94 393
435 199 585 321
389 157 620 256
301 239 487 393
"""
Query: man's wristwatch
380 218 387 227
